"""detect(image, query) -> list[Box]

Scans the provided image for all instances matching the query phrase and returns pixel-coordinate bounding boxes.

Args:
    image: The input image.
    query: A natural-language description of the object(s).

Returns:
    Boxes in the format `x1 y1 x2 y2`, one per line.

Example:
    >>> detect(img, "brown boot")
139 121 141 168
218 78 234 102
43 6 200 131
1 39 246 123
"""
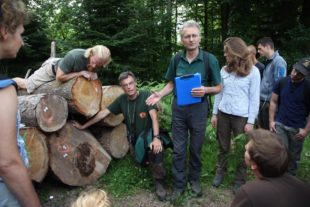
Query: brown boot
154 179 166 201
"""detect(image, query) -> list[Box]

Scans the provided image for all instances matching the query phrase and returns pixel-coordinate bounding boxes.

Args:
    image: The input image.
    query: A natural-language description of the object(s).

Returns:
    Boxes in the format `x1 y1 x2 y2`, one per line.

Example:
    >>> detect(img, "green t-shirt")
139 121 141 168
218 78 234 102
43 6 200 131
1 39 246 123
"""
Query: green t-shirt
107 90 157 137
165 48 221 86
58 49 88 74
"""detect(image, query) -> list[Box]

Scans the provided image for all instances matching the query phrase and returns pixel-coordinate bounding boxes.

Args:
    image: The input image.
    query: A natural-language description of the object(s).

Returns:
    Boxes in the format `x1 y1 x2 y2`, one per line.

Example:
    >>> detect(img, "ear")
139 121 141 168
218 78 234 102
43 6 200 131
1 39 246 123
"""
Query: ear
251 163 258 170
0 27 8 40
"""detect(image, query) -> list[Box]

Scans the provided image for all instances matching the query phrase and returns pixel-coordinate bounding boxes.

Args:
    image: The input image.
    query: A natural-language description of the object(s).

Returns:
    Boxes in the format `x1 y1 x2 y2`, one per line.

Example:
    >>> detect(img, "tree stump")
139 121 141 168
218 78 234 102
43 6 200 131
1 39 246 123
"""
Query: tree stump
20 127 49 182
32 77 102 117
18 94 68 132
100 85 124 127
90 123 129 159
48 123 111 186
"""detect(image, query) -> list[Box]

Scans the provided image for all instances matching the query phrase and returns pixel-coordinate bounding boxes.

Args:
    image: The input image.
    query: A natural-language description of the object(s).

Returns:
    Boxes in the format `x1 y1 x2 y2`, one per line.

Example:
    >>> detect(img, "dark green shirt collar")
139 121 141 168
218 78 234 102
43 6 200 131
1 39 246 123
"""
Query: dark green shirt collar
180 48 204 62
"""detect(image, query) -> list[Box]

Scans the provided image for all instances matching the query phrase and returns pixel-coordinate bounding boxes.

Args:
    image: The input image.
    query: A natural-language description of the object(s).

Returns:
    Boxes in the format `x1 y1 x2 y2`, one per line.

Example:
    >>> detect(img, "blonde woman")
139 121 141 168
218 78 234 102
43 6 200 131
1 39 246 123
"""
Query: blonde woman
13 45 111 93
211 37 260 193
71 188 111 207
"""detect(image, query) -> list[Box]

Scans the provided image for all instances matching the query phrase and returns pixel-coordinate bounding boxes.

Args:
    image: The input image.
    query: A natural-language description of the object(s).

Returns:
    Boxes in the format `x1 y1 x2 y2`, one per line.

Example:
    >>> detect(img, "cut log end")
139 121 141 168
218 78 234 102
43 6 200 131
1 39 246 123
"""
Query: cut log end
101 85 124 108
36 94 68 132
20 127 49 182
93 123 129 159
72 77 102 117
48 123 111 186
101 113 124 127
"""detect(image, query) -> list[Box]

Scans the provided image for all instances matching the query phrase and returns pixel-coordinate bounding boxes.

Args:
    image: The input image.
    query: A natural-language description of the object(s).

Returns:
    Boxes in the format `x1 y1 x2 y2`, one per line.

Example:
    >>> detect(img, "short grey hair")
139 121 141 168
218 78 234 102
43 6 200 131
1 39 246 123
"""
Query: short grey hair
180 20 201 37
118 71 136 84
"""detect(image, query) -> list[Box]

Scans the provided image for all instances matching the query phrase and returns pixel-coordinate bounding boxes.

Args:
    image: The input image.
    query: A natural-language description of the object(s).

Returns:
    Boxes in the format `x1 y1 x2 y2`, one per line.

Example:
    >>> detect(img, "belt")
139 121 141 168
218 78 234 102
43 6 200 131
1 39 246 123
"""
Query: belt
51 58 61 75
52 63 57 75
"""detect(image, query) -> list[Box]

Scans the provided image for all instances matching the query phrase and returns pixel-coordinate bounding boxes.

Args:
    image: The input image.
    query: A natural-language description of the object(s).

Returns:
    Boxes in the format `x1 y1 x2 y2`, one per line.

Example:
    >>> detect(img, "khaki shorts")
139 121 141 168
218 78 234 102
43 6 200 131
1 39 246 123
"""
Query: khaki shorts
25 58 60 93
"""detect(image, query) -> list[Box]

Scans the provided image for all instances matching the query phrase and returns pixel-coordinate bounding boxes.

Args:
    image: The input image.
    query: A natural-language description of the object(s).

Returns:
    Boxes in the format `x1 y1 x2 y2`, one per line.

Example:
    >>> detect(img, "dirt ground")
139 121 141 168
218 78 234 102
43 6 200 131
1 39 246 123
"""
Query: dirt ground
42 182 234 207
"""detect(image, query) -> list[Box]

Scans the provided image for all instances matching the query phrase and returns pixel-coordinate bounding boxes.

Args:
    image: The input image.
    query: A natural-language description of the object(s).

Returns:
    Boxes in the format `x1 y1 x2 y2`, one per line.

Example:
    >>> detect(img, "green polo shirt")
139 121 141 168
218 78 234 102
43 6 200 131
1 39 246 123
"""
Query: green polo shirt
107 90 157 137
165 48 221 86
58 49 89 73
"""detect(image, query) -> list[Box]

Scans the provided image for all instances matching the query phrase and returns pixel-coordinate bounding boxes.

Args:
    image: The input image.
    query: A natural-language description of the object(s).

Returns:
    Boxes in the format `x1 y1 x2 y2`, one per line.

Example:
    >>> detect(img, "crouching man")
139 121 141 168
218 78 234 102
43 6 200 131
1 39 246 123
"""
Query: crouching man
72 71 167 201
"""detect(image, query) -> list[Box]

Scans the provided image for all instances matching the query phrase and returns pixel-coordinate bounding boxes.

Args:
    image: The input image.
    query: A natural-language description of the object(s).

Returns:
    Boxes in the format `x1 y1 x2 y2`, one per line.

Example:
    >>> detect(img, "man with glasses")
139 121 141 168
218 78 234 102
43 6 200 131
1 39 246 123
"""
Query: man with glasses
269 57 310 176
13 45 111 93
146 20 221 201
72 71 167 201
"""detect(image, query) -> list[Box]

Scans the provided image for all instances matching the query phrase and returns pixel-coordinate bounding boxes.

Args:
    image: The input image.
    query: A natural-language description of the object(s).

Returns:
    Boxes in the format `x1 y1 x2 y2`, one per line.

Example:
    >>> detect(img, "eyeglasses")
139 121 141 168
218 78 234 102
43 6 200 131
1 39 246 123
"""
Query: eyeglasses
121 81 135 88
183 34 199 39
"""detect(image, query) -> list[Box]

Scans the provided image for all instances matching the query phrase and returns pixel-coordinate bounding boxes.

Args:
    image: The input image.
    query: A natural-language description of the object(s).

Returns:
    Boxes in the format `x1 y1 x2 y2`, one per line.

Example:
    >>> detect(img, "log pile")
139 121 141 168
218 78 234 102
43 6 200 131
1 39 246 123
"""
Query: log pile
18 78 128 186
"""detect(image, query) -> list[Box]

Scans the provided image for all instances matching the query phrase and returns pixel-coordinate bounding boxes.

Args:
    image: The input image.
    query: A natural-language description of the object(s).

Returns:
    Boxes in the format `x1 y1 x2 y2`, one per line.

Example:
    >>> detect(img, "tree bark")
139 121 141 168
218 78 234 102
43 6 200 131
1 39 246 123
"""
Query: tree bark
20 127 49 182
100 85 124 127
90 123 129 159
18 94 68 132
32 77 102 117
48 123 111 186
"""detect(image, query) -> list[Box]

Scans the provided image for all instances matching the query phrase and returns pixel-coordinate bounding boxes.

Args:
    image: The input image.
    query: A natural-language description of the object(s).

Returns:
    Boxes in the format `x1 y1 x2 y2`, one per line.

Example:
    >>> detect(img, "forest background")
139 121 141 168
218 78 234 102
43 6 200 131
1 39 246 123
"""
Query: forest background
1 1 310 206
1 0 309 83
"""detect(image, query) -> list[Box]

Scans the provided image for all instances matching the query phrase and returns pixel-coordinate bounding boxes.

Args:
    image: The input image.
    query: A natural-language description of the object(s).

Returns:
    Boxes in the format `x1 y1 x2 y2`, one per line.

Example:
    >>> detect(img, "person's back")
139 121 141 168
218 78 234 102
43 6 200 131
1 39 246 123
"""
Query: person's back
232 174 310 207
231 129 310 207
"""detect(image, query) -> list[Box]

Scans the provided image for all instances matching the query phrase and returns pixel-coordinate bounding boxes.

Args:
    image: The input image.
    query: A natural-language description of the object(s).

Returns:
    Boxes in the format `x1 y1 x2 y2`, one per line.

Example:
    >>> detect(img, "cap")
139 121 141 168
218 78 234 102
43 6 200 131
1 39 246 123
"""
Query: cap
293 57 310 76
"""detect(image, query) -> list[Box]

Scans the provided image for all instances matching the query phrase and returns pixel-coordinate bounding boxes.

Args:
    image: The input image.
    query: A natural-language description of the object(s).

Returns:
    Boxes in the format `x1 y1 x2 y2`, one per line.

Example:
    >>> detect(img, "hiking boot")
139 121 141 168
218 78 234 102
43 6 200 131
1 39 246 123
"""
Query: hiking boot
190 181 202 197
154 180 166 201
212 174 224 187
168 188 184 202
232 182 243 194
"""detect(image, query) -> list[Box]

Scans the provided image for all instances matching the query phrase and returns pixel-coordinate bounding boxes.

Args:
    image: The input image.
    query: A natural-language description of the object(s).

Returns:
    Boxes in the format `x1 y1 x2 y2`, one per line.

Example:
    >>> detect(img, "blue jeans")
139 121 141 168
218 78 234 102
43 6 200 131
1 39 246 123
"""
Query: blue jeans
275 122 304 176
0 180 21 207
171 99 208 190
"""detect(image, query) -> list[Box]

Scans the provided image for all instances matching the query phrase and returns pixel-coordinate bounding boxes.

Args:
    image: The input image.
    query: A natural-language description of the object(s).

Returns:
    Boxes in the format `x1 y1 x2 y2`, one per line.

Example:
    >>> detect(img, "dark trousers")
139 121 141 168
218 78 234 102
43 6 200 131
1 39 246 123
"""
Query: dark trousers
275 122 304 176
148 151 166 180
216 111 247 183
258 101 270 130
171 99 208 190
131 144 166 180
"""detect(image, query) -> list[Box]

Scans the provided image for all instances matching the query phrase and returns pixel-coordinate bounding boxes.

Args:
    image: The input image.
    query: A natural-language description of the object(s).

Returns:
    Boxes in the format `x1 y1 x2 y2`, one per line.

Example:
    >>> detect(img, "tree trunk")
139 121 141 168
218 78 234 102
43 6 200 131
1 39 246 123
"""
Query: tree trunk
300 0 310 27
20 127 49 182
90 123 129 159
32 77 102 117
203 0 208 50
48 123 111 186
18 94 68 132
100 85 124 127
221 1 229 42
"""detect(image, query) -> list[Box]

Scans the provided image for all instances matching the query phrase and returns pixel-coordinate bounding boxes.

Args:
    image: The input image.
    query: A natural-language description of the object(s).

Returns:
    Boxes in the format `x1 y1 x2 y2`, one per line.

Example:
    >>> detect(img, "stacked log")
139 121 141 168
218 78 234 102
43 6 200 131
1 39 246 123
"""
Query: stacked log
18 94 68 132
90 123 129 159
48 123 111 186
17 77 129 186
99 85 124 127
32 76 102 117
20 127 49 182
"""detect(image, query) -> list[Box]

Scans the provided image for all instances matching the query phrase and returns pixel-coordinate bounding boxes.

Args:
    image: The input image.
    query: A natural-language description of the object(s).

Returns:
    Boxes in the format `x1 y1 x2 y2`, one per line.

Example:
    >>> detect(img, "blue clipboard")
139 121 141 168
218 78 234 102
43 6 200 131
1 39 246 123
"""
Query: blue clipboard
175 73 202 106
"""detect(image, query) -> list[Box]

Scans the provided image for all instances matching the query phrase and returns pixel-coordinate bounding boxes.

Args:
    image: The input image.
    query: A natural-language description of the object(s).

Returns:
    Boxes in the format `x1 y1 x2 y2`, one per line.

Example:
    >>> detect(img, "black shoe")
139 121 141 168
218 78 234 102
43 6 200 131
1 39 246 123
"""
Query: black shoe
169 188 184 202
212 174 224 187
190 181 202 197
154 180 166 201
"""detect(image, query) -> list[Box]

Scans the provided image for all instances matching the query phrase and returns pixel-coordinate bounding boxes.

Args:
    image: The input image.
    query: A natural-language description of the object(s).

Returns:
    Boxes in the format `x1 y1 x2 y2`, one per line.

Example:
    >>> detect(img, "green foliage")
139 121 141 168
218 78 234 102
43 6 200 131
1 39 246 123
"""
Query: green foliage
138 81 173 131
298 136 310 181
279 24 310 71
